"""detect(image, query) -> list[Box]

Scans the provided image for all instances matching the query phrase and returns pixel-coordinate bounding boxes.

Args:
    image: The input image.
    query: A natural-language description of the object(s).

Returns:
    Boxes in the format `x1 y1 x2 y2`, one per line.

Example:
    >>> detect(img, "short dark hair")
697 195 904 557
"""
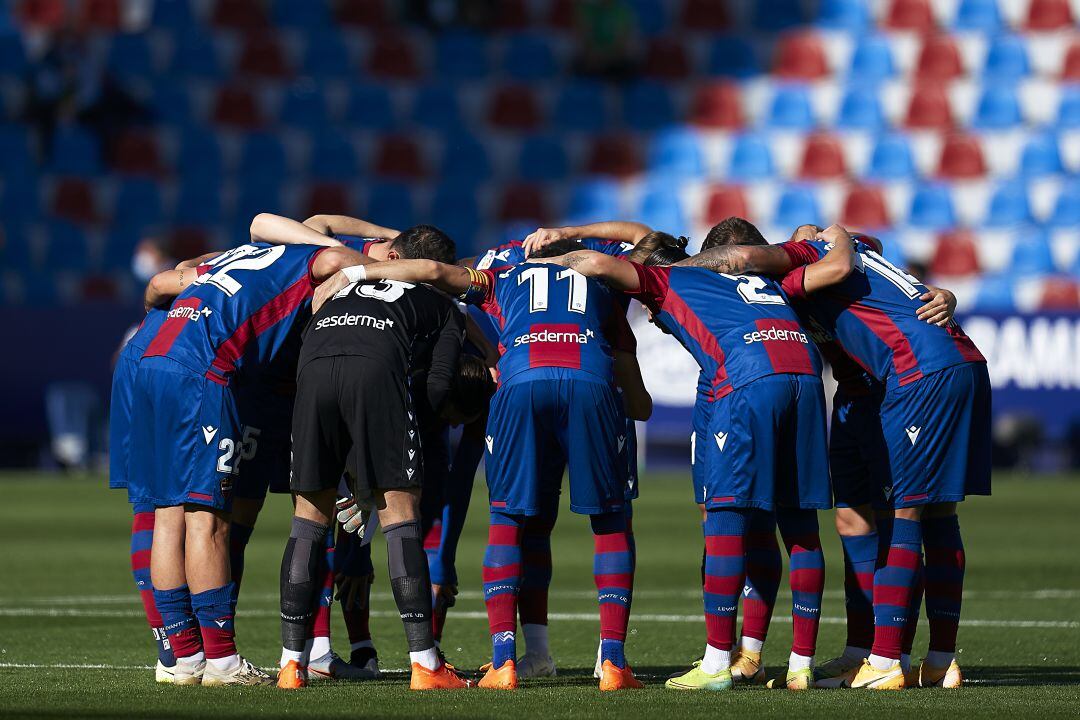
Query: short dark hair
442 354 496 425
627 231 689 266
391 224 456 265
702 217 767 250
529 238 582 259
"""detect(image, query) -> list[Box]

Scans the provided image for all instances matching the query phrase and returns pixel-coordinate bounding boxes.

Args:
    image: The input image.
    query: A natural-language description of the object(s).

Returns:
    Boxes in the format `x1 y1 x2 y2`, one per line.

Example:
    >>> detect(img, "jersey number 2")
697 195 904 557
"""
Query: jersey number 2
518 267 588 314
195 245 286 297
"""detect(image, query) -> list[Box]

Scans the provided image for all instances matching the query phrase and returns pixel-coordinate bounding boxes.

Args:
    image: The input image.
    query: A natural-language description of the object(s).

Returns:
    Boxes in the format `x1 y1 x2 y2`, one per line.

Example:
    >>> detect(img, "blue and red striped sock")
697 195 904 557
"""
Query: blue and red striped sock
191 583 237 664
902 560 924 661
310 533 335 659
871 518 923 661
592 512 633 669
153 585 202 661
740 511 781 647
923 514 965 657
777 508 825 659
482 512 523 669
703 508 748 659
228 522 254 609
131 505 175 667
839 532 878 651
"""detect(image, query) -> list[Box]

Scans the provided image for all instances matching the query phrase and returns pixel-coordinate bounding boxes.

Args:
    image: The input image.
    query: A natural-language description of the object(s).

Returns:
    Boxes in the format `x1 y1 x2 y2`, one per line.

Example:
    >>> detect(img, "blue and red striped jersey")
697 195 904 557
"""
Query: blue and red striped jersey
779 239 985 389
124 307 167 355
474 237 633 272
142 242 325 384
471 263 634 384
628 264 822 399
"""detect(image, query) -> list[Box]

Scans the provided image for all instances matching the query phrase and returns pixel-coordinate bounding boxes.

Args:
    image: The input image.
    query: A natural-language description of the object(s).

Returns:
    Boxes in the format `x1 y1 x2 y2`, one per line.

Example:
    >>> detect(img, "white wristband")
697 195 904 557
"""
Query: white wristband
342 265 367 283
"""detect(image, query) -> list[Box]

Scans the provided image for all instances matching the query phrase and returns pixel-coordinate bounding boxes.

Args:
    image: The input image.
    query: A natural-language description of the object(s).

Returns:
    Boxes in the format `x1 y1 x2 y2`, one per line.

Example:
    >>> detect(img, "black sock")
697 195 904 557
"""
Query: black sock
280 517 329 653
383 520 434 653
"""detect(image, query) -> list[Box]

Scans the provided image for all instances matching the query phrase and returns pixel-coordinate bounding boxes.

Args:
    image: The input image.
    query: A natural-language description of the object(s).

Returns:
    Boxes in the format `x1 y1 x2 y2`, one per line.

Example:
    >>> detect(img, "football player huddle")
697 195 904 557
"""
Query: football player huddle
110 211 988 693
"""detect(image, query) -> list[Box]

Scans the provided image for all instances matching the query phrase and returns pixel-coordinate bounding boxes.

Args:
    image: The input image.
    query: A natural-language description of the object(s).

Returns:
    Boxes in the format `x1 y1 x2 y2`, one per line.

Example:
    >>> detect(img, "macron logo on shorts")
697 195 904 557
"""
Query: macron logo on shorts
202 425 218 444
485 435 494 454
905 425 922 446
714 432 728 451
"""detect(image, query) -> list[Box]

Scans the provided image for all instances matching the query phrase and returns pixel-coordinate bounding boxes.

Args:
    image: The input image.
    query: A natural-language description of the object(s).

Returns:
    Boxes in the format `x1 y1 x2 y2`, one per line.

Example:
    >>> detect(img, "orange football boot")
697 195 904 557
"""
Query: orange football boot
277 660 307 690
598 660 644 691
477 660 518 690
410 662 473 690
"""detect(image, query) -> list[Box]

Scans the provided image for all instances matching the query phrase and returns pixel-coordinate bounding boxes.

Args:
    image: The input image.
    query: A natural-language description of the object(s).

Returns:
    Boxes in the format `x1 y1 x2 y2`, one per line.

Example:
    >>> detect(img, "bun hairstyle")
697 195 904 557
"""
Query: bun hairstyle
628 231 690 266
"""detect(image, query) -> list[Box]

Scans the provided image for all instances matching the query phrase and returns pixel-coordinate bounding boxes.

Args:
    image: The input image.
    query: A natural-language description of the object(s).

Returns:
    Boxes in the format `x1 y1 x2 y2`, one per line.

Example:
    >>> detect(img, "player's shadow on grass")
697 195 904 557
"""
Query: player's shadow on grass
964 665 1080 687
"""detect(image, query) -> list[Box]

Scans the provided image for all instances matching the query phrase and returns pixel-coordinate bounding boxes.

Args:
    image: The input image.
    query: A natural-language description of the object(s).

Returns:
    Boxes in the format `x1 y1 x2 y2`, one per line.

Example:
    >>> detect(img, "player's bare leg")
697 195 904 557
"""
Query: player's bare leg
151 505 205 684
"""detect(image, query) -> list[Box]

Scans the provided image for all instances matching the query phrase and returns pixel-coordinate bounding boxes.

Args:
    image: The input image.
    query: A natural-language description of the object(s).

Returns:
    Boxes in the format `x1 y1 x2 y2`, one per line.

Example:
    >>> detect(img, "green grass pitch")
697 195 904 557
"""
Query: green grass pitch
1 471 1078 719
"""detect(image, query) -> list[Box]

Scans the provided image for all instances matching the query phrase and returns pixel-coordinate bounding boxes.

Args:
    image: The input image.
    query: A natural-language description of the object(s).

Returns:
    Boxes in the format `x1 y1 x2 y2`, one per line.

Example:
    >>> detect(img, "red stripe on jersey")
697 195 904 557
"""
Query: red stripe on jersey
210 275 314 375
526 323 584 370
143 298 203 358
845 304 920 380
948 324 986 363
476 269 506 330
664 287 731 397
754 318 818 376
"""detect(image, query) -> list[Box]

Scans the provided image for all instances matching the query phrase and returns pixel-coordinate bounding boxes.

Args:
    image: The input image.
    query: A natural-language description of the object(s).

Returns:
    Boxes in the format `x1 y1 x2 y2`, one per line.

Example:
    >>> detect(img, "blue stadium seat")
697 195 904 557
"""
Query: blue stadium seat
441 133 491 184
113 179 165 230
706 35 759 78
1019 131 1064 177
566 180 622 224
0 221 35 271
817 0 871 30
773 185 823 228
101 226 143 271
152 0 196 30
865 132 917 180
984 180 1033 226
1009 229 1056 275
0 124 36 182
973 274 1016 310
0 173 40 224
45 220 89 271
908 183 957 229
972 85 1023 129
307 131 358 182
982 35 1030 82
553 81 609 132
727 133 775 180
177 126 222 185
174 178 224 226
1048 179 1080 227
435 31 489 80
238 132 288 181
631 0 671 36
766 85 816 129
518 135 569 182
835 86 886 131
504 33 557 81
367 183 415 232
169 31 220 79
750 0 805 31
345 83 397 130
273 0 331 28
848 35 895 83
301 31 351 79
412 83 463 130
620 81 676 131
1056 86 1080 129
646 127 705 178
953 0 1003 30
235 178 285 223
0 33 27 74
46 126 102 177
279 85 329 129
107 33 154 81
150 84 191 125
635 181 689 237
430 183 480 250
20 271 58 306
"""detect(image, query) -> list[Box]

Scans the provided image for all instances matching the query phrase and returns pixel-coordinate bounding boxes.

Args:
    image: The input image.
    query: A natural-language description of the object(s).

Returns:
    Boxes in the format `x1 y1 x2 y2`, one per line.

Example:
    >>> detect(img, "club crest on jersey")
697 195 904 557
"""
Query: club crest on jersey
905 425 922 446
714 432 728 451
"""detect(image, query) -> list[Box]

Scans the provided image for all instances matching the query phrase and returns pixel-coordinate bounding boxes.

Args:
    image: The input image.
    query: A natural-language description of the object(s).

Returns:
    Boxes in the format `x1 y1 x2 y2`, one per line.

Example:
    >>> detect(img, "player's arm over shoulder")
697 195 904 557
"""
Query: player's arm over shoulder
363 259 475 297
796 224 857 294
539 250 641 291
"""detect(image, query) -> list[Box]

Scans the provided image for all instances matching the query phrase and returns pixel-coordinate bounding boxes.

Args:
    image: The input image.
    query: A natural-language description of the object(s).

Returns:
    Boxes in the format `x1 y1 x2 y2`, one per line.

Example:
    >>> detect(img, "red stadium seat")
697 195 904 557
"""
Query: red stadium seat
236 33 290 79
644 37 691 80
937 133 986 179
336 0 389 27
374 135 425 180
1026 0 1074 30
586 135 641 178
883 0 936 32
82 275 119 301
52 178 98 225
929 230 980 276
16 0 65 29
111 131 164 177
691 82 744 129
1061 40 1080 81
211 0 268 29
79 0 120 29
303 183 351 217
498 183 549 223
840 185 890 228
211 85 262 129
915 35 964 81
367 33 418 79
904 83 953 130
680 0 732 30
169 227 211 261
487 85 542 130
548 0 575 29
1038 277 1080 309
704 185 751 225
798 133 847 179
773 31 829 81
494 0 530 29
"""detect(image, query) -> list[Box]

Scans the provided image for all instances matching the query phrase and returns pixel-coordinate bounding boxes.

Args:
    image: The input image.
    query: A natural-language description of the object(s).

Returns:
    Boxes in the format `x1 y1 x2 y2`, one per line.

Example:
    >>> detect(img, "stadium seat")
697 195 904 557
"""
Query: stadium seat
336 0 388 27
211 86 263 129
635 180 689 237
646 127 705 179
586 135 641 178
817 0 871 30
111 131 164 177
100 226 141 271
905 83 954 129
985 180 1034 226
81 275 119 301
727 133 775 181
848 34 896 83
367 34 419 79
488 85 542 130
174 179 224 226
0 125 35 182
631 0 671 34
518 135 570 182
374 135 425 180
691 82 744 129
973 274 1016 310
441 133 491 184
106 33 154 81
866 132 917 180
493 0 530 30
884 0 936 31
497 184 549 223
366 182 413 230
235 32 290 78
621 81 676 131
835 86 887 131
915 35 964 81
798 133 847 179
982 35 1030 82
302 183 350 218
44 220 89 271
503 33 557 81
430 183 481 249
17 0 65 29
46 125 102 176
152 0 197 30
435 31 489 80
1048 179 1080 226
840 185 890 228
566 179 622 224
937 132 987 179
547 0 574 29
766 85 816 130
0 219 36 272
704 185 751 225
51 178 98 225
930 229 981 276
113 179 165 230
79 1 121 31
307 131 358 183
301 30 351 78
1009 229 1056 275
168 30 221 78
412 83 463 130
345 83 397 130
211 0 268 29
273 0 331 28
645 37 691 79
1063 40 1080 81
238 132 288 181
774 185 823 228
150 84 191 125
1038 277 1080 309
1025 0 1074 30
1055 85 1080 127
1 172 41 224
750 0 806 31
705 35 759 79
952 0 1003 31
773 31 829 81
1019 131 1064 177
553 81 610 133
234 178 284 223
168 227 211 261
0 34 27 75
908 183 957 229
680 0 732 30
279 85 329 129
176 127 223 184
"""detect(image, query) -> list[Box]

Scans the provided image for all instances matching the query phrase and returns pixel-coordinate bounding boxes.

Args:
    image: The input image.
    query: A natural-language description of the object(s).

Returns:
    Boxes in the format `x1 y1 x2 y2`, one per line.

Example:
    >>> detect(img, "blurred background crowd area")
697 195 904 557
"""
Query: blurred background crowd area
0 0 1077 472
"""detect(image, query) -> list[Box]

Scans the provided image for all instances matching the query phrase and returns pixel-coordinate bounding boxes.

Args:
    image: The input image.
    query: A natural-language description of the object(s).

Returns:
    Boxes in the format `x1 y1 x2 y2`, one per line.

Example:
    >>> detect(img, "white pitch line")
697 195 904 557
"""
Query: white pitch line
0 607 1075 629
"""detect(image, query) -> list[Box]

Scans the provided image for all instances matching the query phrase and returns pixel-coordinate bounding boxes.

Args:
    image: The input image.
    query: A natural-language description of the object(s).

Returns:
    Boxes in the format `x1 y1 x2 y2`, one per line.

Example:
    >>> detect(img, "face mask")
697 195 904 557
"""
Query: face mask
132 251 164 282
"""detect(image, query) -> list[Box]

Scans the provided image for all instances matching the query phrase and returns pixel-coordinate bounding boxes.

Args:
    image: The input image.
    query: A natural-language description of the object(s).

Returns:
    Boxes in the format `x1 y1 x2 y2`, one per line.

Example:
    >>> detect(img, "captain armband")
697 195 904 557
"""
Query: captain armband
458 267 491 304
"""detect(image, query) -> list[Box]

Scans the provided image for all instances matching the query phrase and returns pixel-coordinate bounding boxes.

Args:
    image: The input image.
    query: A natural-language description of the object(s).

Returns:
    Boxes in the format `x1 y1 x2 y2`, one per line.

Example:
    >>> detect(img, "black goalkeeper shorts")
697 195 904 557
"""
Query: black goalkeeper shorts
291 356 423 499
